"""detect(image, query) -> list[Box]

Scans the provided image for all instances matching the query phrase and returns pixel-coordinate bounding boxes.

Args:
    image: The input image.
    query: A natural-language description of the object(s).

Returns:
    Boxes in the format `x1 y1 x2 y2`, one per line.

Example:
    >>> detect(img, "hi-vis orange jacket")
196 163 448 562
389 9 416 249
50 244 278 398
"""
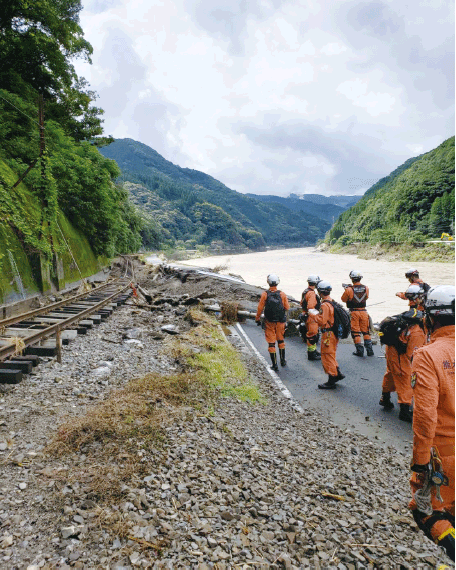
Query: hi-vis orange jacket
411 325 455 465
256 286 290 321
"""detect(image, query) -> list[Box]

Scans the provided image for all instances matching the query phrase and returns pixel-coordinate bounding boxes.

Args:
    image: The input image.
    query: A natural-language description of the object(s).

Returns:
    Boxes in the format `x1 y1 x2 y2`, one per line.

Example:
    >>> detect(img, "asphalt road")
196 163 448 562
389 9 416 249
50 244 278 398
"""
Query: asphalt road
239 319 414 455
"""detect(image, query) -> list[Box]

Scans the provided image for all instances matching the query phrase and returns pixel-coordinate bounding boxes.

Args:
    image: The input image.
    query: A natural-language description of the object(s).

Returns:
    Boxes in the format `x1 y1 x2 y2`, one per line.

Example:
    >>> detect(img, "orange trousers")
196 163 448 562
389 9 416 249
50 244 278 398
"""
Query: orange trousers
382 345 413 404
410 452 455 542
306 314 319 346
350 310 371 343
321 330 339 375
264 321 286 353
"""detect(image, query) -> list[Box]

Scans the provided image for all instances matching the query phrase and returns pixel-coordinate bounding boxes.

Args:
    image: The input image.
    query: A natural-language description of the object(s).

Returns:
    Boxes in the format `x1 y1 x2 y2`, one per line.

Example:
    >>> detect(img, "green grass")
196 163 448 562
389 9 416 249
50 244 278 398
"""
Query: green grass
173 309 267 405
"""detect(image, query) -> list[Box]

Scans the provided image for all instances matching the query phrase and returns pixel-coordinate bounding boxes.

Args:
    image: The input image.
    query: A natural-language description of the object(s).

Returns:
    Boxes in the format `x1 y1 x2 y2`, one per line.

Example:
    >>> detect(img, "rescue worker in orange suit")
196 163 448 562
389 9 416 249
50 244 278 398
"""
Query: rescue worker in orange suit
300 274 321 361
396 268 430 310
256 274 290 371
341 270 374 357
409 285 455 561
379 284 427 422
308 280 345 389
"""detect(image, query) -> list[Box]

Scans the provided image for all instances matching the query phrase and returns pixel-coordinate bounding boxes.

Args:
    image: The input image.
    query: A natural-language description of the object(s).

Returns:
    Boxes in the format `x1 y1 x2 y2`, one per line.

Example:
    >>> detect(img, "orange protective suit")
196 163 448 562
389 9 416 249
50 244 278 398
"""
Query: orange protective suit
397 278 428 310
382 323 426 404
341 284 371 344
301 287 319 346
256 287 290 353
409 325 455 544
314 298 338 375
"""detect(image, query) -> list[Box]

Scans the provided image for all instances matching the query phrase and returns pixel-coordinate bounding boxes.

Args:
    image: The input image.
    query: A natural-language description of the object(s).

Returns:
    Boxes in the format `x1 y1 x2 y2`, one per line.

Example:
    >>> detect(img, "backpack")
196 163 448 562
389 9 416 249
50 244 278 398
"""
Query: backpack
377 310 424 354
264 290 286 323
301 288 321 312
323 300 351 339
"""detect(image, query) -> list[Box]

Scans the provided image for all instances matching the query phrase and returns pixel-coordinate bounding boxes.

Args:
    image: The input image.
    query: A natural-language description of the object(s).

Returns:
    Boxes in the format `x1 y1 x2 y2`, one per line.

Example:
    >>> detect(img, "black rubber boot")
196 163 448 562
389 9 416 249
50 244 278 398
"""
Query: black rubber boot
379 391 394 410
269 352 279 372
439 532 455 562
307 349 321 361
365 340 374 356
399 403 413 422
335 367 345 381
353 343 364 357
318 375 338 390
279 348 287 367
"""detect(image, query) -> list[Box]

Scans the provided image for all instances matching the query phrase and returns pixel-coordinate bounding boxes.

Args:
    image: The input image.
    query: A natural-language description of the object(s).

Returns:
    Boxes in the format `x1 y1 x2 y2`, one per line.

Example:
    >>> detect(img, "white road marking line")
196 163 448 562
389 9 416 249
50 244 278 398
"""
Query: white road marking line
234 323 304 414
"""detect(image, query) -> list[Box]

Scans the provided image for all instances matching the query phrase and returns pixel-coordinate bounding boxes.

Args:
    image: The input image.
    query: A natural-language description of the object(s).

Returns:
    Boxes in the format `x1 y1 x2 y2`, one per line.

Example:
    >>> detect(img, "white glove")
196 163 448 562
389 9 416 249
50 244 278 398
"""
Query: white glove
308 309 319 316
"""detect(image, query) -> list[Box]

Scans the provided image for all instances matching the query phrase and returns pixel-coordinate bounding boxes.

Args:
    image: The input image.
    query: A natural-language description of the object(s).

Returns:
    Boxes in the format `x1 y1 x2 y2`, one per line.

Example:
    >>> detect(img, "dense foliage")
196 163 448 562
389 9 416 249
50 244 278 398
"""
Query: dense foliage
100 139 331 248
0 1 143 259
0 90 142 257
327 137 455 245
0 0 107 142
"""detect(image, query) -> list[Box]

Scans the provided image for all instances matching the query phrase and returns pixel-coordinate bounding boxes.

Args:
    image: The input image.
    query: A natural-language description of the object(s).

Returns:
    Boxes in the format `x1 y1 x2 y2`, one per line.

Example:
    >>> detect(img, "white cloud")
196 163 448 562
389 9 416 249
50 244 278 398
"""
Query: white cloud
75 0 454 196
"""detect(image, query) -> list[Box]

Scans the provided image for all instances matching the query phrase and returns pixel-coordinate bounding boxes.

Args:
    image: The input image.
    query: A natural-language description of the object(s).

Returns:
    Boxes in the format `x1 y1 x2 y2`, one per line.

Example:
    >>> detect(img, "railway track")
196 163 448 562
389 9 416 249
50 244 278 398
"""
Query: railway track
0 279 133 384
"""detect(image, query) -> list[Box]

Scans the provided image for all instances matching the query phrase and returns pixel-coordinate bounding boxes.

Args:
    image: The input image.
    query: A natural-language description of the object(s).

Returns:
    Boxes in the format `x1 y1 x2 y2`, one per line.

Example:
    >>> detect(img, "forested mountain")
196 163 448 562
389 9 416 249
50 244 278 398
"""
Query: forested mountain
327 137 455 245
100 138 330 248
245 193 346 222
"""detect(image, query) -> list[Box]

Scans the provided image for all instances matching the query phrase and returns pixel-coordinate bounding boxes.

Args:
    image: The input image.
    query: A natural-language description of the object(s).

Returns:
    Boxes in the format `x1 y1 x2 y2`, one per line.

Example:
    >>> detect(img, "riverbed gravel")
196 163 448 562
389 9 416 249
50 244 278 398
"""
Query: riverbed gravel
0 264 452 569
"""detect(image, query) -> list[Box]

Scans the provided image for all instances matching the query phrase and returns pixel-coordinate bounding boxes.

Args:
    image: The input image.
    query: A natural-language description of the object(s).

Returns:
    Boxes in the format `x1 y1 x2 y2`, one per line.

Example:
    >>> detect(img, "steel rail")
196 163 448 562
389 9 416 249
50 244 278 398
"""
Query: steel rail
0 279 128 329
0 283 132 361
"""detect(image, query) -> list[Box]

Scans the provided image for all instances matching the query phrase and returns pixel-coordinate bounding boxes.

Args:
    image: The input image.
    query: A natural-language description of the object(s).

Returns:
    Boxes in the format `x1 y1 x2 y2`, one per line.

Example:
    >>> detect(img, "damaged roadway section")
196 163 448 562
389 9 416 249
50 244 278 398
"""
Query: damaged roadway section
0 260 451 569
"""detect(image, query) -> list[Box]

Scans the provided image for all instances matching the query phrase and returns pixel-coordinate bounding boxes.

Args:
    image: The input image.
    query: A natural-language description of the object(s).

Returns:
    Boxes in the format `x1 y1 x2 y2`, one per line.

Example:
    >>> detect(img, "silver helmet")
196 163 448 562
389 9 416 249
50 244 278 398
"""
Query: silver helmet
307 274 320 286
349 270 363 281
425 285 455 316
317 280 332 295
267 274 280 286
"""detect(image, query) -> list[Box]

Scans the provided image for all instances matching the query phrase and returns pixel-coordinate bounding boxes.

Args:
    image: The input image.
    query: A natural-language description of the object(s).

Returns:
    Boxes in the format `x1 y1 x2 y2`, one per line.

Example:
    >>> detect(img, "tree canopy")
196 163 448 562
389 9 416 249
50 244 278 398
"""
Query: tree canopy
0 0 105 141
0 2 143 258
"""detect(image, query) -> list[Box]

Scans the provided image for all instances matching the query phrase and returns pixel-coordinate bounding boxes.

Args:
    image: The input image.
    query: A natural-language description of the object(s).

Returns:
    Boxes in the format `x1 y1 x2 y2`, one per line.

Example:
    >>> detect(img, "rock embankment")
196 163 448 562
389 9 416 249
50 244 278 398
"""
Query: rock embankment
0 262 451 569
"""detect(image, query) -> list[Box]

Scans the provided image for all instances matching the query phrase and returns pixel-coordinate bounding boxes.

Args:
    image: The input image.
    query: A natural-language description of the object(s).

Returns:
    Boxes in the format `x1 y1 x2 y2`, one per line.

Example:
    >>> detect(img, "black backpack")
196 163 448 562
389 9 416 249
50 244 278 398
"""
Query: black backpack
323 300 351 339
264 290 286 323
378 310 424 354
301 288 321 312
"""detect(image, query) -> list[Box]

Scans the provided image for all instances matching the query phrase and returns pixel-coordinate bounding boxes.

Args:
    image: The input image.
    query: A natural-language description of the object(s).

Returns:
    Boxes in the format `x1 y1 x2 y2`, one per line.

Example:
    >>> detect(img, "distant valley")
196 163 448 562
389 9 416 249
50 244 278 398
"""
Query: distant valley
100 139 339 250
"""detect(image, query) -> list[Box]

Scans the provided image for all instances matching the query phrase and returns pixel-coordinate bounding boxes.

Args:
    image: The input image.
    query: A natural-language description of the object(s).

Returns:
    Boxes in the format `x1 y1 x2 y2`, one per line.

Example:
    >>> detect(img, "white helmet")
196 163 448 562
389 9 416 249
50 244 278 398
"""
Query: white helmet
317 280 332 295
349 270 362 281
405 268 419 278
307 274 320 286
425 285 455 316
267 274 280 286
405 284 425 300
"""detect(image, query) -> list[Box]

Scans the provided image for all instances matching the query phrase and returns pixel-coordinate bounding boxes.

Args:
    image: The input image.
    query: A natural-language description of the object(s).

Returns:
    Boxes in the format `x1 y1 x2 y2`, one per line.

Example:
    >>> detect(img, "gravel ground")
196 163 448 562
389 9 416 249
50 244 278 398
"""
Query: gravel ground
0 264 452 569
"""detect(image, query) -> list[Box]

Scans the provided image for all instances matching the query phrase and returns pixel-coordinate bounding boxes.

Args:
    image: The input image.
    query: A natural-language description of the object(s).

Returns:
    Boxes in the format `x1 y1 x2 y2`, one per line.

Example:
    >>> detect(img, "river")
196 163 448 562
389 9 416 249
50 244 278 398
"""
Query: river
181 247 455 321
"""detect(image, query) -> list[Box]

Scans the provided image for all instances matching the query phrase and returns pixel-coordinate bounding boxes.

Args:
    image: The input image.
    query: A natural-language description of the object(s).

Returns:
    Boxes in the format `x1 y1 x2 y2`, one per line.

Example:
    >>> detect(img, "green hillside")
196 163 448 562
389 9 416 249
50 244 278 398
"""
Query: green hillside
0 2 145 302
0 158 106 303
327 137 455 246
99 139 330 248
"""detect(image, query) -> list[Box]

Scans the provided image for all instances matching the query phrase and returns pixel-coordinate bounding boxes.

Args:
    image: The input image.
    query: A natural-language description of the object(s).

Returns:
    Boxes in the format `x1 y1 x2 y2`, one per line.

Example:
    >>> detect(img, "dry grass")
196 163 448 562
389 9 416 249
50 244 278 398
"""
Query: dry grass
46 372 210 502
221 301 238 324
211 264 228 273
48 373 196 456
46 308 265 509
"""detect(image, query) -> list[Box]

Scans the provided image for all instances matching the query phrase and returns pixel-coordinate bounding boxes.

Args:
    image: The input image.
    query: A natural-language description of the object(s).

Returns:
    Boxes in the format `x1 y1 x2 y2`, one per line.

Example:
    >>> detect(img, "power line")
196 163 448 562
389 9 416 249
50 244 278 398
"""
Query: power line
0 93 42 128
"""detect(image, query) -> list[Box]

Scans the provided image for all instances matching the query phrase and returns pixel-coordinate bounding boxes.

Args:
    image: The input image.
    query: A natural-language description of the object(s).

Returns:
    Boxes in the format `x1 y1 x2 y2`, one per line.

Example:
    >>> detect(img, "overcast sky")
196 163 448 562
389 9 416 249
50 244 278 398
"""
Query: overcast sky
75 0 454 197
